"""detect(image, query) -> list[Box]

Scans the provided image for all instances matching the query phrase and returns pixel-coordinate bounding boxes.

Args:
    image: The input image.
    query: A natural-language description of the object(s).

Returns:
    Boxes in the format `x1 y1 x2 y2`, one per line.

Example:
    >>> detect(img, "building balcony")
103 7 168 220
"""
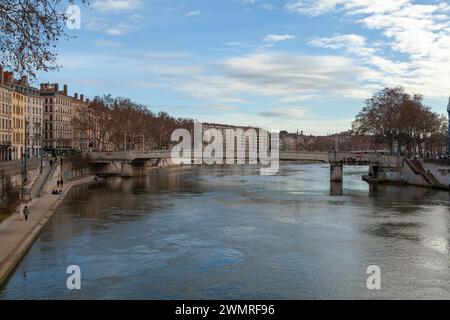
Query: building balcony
0 141 12 149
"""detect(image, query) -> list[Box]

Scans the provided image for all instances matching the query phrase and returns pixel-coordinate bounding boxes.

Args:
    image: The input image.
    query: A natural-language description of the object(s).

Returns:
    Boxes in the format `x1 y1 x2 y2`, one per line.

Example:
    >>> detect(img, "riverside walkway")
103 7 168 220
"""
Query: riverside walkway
0 175 95 287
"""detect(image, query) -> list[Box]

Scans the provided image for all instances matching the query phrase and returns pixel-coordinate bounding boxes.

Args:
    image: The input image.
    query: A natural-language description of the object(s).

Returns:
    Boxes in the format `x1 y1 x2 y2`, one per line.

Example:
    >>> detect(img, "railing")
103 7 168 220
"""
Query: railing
0 141 11 148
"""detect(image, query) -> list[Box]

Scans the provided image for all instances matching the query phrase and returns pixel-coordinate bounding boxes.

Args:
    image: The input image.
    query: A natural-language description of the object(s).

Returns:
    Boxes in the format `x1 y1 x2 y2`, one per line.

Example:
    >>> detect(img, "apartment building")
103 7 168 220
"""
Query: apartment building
0 69 12 162
203 122 259 161
40 83 75 156
11 88 25 161
0 71 44 161
71 93 91 152
8 76 43 159
1 71 26 161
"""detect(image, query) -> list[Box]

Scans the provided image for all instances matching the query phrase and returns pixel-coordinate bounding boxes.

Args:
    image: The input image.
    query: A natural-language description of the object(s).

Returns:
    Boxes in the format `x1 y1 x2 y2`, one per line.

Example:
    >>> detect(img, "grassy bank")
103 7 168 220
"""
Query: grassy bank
0 212 11 223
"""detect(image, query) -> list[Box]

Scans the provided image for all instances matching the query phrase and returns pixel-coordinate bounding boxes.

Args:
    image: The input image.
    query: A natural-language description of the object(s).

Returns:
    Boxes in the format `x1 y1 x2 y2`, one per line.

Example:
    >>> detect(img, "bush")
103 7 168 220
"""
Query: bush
0 171 20 214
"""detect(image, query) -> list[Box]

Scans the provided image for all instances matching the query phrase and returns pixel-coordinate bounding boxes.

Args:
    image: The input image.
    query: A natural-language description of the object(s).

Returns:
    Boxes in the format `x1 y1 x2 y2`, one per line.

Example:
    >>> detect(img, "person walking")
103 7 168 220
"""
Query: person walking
23 206 29 221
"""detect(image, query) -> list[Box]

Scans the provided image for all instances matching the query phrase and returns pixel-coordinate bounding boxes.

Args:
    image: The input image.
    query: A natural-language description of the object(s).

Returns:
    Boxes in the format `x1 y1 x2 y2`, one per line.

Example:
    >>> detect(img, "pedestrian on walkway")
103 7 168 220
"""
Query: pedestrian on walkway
60 179 64 188
23 206 29 221
57 180 60 188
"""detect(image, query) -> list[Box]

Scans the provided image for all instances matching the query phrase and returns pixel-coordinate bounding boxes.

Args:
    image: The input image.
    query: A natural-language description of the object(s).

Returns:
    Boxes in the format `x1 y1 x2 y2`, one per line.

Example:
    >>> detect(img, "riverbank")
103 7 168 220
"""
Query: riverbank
363 158 450 191
0 175 97 287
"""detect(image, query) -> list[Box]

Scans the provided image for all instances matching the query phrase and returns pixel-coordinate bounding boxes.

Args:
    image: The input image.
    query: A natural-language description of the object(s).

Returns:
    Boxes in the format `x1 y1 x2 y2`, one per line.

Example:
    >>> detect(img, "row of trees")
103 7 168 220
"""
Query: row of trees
72 95 194 151
354 87 448 157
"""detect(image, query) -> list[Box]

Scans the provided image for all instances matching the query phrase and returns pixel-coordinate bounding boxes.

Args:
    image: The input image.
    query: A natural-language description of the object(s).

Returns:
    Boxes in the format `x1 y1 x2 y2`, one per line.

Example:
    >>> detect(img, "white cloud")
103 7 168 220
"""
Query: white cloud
262 3 276 11
93 0 142 11
284 0 410 16
289 0 450 98
285 0 342 16
106 28 124 36
259 107 310 119
187 10 201 16
309 34 376 56
179 52 377 101
264 34 295 42
93 39 123 47
86 15 143 36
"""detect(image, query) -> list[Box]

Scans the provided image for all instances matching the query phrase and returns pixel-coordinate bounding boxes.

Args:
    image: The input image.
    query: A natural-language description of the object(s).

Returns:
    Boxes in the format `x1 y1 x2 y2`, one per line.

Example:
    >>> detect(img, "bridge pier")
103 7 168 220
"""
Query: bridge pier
330 162 343 182
330 181 343 196
121 162 146 178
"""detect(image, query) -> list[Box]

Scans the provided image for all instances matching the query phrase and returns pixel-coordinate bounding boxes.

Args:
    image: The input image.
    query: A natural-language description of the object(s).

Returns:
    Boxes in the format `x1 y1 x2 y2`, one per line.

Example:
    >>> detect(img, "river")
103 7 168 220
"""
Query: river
1 164 449 299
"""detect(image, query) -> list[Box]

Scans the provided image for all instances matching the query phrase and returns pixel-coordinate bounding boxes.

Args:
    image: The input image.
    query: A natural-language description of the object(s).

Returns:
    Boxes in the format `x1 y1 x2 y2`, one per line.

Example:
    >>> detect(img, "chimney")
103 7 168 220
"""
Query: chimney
63 84 68 95
54 83 59 93
20 75 28 86
80 94 84 102
86 98 90 104
3 72 13 85
74 93 78 99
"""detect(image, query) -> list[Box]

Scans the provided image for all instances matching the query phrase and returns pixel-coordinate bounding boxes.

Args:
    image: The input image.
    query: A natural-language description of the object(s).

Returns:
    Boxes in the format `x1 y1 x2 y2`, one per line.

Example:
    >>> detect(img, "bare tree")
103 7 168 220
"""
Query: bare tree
0 170 20 214
0 0 87 77
354 87 445 156
73 95 194 152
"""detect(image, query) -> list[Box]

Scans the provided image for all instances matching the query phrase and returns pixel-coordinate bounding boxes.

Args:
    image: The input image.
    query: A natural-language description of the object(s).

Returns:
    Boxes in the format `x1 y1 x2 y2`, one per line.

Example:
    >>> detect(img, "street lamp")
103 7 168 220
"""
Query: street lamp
23 119 29 184
34 124 43 173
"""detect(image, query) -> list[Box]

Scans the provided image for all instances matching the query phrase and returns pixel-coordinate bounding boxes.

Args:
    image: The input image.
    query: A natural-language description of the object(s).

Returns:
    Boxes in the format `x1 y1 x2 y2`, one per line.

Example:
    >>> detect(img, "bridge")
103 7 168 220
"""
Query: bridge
87 150 398 163
86 150 400 182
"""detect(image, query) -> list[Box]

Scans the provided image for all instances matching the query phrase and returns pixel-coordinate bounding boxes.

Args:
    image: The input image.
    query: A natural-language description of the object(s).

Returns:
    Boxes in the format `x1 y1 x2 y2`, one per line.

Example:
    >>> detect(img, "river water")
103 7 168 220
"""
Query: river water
1 164 449 299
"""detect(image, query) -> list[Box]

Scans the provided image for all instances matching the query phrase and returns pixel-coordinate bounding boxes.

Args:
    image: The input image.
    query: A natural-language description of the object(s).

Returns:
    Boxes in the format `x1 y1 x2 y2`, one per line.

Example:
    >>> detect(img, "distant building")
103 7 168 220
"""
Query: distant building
278 129 388 152
202 122 261 158
279 131 299 151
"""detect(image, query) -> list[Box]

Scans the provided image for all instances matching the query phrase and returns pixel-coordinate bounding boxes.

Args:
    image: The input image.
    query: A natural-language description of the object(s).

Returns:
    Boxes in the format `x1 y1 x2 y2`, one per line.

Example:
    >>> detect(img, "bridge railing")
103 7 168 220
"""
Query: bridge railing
87 150 399 166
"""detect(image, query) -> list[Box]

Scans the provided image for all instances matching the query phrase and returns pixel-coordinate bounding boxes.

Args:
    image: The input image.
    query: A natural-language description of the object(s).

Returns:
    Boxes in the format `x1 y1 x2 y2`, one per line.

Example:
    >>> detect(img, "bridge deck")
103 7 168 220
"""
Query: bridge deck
87 150 398 166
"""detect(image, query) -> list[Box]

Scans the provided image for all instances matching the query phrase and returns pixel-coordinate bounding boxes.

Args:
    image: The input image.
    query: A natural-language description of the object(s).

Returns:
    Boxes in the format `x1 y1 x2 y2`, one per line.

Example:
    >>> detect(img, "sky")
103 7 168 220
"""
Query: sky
38 0 450 135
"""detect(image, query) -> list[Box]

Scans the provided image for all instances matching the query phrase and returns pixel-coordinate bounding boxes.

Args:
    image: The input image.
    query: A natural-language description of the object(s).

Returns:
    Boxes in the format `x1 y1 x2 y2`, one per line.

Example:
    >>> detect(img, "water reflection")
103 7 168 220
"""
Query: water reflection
1 164 449 299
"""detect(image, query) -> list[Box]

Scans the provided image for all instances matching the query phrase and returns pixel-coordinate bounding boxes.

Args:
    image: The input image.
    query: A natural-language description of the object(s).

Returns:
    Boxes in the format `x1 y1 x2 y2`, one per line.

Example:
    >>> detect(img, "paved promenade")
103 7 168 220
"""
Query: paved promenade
0 176 95 287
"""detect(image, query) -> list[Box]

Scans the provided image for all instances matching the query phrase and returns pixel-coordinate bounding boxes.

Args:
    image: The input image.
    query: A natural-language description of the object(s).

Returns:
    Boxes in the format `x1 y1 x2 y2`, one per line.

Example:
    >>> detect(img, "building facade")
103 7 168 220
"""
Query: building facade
9 76 43 159
0 70 12 162
0 71 44 161
71 93 91 152
11 89 25 161
25 91 44 158
41 84 74 156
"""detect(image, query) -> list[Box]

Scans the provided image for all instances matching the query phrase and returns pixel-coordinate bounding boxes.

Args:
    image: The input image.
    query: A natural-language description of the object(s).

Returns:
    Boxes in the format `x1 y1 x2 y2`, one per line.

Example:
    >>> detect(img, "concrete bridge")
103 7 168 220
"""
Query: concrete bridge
87 150 398 163
88 150 332 163
86 150 400 181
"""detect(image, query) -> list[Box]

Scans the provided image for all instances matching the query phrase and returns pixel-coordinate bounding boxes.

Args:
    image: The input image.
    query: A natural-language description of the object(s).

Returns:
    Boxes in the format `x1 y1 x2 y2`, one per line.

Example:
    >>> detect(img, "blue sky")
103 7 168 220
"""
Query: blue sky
39 0 450 134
